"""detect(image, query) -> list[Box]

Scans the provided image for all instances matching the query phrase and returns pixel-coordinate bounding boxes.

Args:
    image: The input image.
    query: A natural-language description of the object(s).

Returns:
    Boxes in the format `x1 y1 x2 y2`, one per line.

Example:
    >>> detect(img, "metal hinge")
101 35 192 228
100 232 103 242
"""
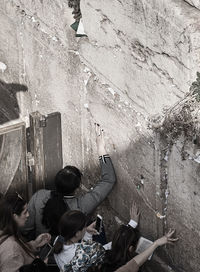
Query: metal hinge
39 115 47 127
26 152 35 171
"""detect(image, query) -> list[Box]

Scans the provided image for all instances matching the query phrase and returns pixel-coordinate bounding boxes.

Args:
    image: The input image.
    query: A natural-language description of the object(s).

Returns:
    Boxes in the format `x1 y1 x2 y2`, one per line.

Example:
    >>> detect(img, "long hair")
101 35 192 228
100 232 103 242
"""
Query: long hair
0 193 34 256
42 191 69 236
54 210 87 254
42 166 82 236
102 225 140 272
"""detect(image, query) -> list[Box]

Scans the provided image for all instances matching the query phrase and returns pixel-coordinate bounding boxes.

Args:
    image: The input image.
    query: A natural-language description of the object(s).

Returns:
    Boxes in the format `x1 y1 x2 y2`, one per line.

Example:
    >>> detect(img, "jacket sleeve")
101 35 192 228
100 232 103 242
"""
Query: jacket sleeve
22 192 37 239
114 258 139 272
78 156 116 215
23 190 50 239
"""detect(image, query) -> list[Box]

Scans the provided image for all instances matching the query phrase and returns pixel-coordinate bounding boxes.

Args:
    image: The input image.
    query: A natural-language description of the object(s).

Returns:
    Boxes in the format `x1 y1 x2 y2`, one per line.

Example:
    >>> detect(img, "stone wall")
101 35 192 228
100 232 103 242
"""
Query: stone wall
79 1 200 270
0 0 200 271
186 0 200 9
0 0 84 166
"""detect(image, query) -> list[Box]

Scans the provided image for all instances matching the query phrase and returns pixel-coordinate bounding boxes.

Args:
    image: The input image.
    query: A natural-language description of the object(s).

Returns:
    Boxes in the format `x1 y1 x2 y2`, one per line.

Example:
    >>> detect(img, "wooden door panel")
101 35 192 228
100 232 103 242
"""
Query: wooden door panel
28 111 63 193
43 112 62 190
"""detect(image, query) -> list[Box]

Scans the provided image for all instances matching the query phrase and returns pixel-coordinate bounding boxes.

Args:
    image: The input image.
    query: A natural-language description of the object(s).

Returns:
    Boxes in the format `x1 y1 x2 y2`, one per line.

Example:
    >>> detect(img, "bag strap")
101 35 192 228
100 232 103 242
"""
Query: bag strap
0 234 9 246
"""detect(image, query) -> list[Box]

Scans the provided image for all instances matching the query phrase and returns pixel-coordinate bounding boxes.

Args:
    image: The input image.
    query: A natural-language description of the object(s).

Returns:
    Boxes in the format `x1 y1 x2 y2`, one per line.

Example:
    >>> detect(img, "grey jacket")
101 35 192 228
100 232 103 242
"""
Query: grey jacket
24 156 116 236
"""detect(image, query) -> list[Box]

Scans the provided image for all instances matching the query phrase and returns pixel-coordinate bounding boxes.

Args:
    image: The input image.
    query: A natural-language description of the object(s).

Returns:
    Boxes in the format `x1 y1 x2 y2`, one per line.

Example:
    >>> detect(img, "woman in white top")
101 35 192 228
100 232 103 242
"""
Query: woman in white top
54 210 105 272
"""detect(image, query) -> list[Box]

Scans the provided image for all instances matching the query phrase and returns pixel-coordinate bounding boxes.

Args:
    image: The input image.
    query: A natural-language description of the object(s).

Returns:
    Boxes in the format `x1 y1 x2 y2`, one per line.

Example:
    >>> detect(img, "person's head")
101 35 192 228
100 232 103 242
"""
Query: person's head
103 225 140 271
112 225 140 257
0 193 28 236
54 210 87 254
55 166 82 195
42 166 82 235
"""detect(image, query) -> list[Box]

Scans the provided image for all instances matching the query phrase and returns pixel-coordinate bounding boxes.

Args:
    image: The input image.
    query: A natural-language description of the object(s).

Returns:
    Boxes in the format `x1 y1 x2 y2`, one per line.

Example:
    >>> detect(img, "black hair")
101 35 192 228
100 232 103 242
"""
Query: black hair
0 193 34 257
102 225 140 272
54 210 87 254
42 165 82 236
42 191 69 236
4 193 26 216
0 193 27 236
55 165 82 195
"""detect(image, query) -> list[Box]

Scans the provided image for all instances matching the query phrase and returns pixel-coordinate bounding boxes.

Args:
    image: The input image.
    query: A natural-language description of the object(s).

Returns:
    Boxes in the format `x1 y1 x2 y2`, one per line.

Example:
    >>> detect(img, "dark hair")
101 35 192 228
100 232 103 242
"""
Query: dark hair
0 193 26 236
0 193 34 256
102 225 140 272
42 191 69 236
54 210 87 254
55 165 82 195
42 166 82 235
5 193 26 216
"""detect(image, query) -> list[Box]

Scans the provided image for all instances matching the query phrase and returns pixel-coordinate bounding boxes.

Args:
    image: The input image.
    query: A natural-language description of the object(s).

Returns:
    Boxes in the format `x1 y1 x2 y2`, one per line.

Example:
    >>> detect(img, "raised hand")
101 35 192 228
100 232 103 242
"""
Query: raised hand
86 221 98 235
95 123 106 156
130 201 140 224
35 233 51 248
155 229 179 247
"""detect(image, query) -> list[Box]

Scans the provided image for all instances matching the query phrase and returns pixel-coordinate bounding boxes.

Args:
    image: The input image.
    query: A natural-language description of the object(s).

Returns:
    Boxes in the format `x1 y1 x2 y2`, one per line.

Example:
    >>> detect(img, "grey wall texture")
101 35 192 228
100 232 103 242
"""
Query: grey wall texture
0 0 200 271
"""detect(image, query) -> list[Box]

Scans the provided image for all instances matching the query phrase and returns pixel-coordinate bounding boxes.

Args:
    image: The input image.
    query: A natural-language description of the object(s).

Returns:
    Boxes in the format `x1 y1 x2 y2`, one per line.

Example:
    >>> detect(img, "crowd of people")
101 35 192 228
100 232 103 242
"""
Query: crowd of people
0 124 178 272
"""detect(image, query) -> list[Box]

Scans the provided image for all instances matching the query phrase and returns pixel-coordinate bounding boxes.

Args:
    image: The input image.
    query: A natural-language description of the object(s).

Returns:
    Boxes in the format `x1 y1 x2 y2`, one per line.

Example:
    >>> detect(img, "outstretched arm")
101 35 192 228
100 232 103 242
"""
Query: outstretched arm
134 229 178 266
78 124 117 215
116 229 178 272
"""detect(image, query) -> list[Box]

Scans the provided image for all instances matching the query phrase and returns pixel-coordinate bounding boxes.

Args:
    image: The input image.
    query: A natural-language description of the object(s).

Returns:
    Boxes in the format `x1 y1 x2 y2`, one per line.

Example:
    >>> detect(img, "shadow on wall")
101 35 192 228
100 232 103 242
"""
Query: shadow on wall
81 133 197 272
0 80 28 125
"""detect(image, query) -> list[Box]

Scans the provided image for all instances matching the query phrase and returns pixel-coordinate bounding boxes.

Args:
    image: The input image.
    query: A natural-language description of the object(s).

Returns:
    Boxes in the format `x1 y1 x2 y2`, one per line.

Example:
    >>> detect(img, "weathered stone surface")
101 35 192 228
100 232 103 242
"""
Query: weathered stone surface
80 0 200 115
0 0 83 166
0 0 200 271
79 0 200 271
167 140 200 272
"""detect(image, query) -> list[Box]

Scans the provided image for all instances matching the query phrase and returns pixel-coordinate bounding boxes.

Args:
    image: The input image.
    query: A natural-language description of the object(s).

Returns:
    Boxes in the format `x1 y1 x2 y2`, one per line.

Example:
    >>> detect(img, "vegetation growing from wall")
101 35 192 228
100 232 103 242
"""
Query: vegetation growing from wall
150 72 200 146
148 73 200 231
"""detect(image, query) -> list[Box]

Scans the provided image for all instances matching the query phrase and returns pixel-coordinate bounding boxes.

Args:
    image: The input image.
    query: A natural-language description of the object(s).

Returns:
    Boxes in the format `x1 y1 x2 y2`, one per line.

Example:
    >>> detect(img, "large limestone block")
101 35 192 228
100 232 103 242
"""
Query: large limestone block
0 0 84 165
5 0 73 47
167 140 200 272
80 0 200 115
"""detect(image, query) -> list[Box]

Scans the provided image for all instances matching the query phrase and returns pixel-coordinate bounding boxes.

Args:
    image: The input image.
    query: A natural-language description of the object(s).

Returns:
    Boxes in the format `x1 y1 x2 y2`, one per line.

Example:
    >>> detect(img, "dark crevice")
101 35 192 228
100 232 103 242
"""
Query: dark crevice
182 0 200 10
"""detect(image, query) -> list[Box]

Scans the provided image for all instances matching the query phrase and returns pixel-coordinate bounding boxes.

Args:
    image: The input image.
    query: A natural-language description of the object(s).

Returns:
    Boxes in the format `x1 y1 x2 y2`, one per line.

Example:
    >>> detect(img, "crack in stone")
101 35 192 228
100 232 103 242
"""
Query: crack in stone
183 0 200 10
9 3 70 52
160 51 189 70
152 63 182 92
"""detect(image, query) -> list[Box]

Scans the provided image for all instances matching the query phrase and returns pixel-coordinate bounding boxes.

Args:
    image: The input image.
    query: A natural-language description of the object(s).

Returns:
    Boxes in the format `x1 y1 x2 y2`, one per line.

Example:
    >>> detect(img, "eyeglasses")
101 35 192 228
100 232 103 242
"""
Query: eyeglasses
13 192 24 211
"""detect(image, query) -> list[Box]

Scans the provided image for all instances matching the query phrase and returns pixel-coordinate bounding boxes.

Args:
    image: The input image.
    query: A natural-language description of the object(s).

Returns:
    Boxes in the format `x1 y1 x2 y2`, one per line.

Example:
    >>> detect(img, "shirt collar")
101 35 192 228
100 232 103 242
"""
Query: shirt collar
63 195 75 199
